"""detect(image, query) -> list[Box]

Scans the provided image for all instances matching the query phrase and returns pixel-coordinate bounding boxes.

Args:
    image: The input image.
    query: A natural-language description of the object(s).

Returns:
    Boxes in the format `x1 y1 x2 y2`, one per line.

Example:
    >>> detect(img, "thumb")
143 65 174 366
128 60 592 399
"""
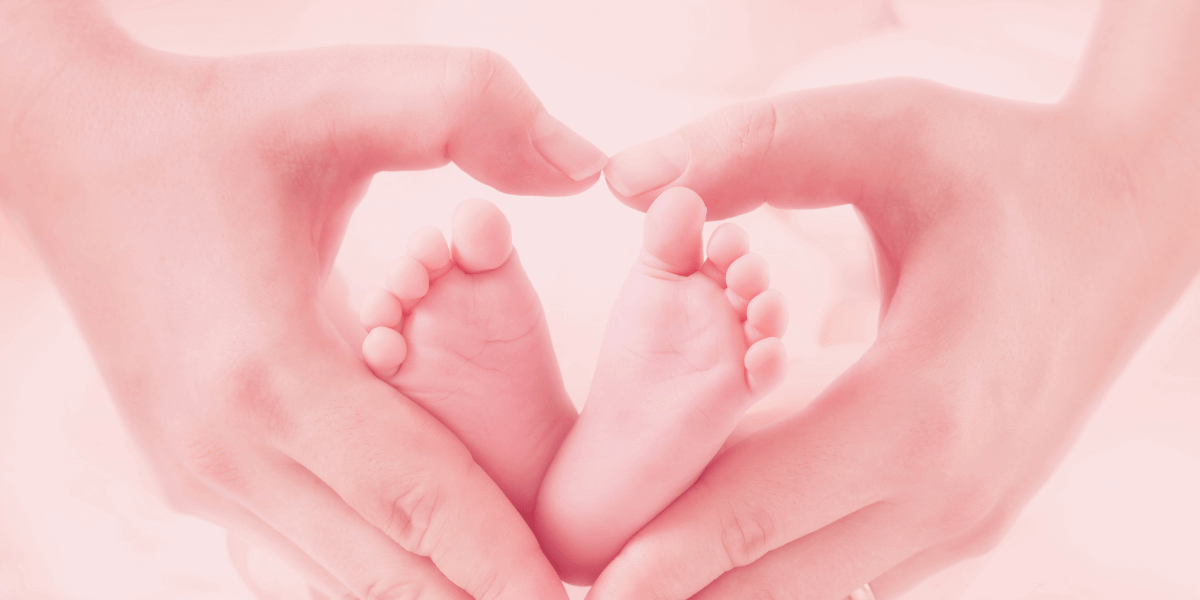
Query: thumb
603 78 944 220
236 45 608 196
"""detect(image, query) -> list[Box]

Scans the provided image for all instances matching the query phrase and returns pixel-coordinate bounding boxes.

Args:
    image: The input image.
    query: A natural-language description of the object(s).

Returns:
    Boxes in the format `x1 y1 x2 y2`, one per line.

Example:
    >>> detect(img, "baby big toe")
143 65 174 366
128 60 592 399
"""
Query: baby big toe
362 326 407 379
641 187 706 276
451 198 513 274
725 253 770 316
745 288 789 343
745 337 787 396
706 223 750 271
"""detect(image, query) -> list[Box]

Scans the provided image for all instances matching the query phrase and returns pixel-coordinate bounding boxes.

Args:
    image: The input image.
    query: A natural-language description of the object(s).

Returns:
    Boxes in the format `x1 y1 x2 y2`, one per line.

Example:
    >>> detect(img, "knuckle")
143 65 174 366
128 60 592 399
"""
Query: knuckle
875 373 1016 550
716 504 778 569
175 435 250 494
206 356 297 440
469 569 509 600
872 77 972 177
862 77 940 135
442 47 526 115
168 357 303 496
716 99 778 163
378 459 467 556
897 414 967 475
924 481 1000 542
884 383 977 478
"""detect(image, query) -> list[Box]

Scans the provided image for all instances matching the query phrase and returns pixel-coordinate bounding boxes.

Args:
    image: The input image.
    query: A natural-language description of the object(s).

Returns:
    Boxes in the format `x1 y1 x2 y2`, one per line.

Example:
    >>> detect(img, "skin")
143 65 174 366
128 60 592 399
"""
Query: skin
534 187 789 584
7 1 1196 598
0 1 606 598
361 189 789 586
589 1 1200 599
360 198 578 522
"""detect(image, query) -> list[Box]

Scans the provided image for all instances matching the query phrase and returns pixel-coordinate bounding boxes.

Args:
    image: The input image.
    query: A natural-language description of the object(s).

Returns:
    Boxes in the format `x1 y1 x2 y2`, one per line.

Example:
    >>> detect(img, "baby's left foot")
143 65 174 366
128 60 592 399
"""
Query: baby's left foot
535 187 789 583
359 199 576 519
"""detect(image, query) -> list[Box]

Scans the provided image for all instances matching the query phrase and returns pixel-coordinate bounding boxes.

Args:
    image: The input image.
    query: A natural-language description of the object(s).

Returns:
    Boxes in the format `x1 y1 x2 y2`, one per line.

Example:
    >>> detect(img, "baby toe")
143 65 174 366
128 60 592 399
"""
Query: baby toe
706 223 750 272
744 337 787 396
362 327 408 379
725 253 770 315
360 288 404 331
407 226 451 275
451 198 513 274
745 288 789 343
641 187 706 276
385 256 430 302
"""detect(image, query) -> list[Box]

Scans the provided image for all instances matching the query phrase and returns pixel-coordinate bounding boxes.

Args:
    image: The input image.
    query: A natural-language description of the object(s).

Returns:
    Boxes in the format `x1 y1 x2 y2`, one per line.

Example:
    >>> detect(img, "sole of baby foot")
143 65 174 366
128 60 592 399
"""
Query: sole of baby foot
360 198 577 519
535 187 788 584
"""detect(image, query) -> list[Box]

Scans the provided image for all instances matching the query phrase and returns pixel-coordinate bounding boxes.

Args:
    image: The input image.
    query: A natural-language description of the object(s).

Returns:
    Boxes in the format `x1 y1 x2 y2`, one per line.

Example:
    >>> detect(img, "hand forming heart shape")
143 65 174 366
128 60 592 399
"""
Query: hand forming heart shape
354 188 789 585
4 2 1200 600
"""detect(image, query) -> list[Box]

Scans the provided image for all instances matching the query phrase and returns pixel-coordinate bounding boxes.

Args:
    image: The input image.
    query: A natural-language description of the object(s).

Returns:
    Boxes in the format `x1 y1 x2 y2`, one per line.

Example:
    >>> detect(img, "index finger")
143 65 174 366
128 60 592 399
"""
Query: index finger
602 79 945 219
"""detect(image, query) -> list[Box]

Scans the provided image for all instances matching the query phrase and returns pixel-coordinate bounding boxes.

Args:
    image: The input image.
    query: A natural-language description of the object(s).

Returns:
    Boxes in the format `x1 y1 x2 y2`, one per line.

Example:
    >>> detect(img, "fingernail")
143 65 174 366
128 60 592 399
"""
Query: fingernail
605 133 689 198
532 110 609 181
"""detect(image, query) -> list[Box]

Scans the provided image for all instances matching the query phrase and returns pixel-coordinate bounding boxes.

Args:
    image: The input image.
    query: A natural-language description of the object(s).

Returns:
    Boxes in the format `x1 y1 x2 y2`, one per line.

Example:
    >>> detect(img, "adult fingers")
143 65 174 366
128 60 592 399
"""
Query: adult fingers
866 521 1010 600
588 357 902 600
272 363 566 600
231 45 607 196
222 506 367 600
690 502 913 600
234 454 473 600
170 476 354 599
603 78 949 220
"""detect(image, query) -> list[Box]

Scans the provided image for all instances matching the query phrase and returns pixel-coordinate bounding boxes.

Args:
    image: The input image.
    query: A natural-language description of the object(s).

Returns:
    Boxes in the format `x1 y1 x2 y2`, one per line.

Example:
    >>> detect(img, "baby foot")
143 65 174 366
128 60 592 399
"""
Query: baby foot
359 198 577 519
534 187 789 583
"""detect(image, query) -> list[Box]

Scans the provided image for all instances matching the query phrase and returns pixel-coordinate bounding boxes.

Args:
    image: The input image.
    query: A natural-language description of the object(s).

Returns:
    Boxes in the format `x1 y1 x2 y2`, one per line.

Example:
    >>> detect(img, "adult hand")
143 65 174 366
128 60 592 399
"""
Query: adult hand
589 1 1200 598
0 2 605 598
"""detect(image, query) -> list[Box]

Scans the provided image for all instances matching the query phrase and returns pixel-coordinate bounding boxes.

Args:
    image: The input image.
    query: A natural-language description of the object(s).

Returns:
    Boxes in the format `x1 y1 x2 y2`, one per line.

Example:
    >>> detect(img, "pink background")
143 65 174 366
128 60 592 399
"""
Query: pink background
1 1 1197 598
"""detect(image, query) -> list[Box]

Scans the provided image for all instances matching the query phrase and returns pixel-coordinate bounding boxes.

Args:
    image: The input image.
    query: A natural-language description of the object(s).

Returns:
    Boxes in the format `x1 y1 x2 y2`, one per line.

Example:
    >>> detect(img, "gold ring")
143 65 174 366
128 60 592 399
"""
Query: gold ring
847 582 875 600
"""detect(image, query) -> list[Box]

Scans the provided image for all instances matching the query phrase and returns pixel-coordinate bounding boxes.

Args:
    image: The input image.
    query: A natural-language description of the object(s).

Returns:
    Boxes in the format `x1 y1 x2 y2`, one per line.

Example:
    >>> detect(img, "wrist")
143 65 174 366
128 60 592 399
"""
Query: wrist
1059 0 1200 268
0 1 153 223
1064 0 1200 157
0 0 141 142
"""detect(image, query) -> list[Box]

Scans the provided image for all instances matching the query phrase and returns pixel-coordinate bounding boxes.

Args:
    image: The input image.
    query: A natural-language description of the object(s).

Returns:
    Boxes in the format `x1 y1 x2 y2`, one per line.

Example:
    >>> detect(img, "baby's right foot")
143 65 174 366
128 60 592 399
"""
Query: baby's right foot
359 199 577 519
534 187 789 583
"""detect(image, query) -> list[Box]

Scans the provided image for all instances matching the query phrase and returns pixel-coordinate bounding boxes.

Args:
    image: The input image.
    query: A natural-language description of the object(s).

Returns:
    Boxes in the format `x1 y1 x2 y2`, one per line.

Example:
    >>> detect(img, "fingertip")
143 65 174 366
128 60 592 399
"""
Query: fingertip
532 109 609 182
604 171 654 213
605 133 688 200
